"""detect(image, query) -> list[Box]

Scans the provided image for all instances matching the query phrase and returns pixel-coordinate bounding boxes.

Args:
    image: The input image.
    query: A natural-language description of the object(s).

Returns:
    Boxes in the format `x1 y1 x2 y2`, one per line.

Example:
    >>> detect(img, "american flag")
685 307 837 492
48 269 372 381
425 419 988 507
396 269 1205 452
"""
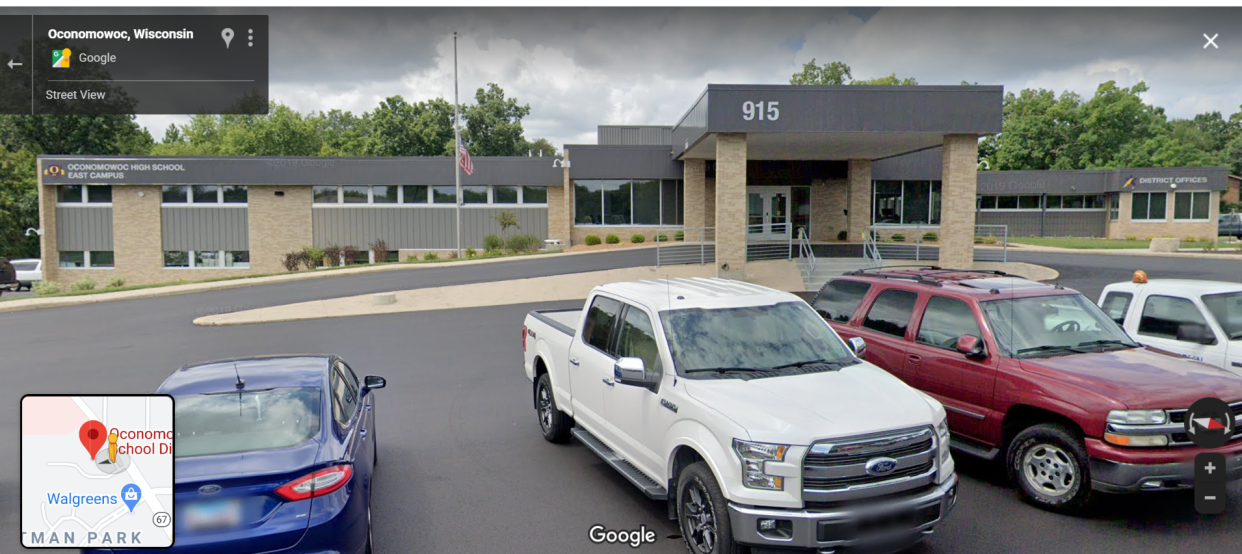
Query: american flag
458 145 474 176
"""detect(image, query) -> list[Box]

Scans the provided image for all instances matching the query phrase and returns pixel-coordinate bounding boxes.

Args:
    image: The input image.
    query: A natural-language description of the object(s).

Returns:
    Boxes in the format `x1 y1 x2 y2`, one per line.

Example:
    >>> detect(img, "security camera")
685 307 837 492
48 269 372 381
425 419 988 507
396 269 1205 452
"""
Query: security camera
25 228 43 237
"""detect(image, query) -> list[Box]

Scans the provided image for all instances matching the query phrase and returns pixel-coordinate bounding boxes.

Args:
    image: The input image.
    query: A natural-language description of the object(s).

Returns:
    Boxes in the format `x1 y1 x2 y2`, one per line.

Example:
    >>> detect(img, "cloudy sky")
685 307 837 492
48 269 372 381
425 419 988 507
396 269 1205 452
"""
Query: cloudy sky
107 7 1242 147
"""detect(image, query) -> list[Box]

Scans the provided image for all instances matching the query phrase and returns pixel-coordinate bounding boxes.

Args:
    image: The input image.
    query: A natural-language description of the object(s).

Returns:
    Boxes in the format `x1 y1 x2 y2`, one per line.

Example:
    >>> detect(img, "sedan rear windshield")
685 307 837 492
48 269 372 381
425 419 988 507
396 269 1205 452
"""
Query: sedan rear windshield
981 294 1139 358
13 262 37 271
1203 291 1242 340
174 387 321 458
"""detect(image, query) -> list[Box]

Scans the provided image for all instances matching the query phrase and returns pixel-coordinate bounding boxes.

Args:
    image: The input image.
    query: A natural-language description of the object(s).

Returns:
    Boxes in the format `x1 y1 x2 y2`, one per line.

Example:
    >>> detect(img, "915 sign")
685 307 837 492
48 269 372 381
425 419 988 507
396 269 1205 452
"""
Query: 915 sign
742 101 780 121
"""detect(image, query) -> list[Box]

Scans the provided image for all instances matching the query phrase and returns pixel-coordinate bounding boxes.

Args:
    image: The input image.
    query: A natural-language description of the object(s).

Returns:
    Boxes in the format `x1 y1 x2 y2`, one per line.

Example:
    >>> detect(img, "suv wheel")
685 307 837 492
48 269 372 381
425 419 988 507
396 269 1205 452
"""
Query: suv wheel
676 462 743 554
535 373 572 443
1007 423 1093 512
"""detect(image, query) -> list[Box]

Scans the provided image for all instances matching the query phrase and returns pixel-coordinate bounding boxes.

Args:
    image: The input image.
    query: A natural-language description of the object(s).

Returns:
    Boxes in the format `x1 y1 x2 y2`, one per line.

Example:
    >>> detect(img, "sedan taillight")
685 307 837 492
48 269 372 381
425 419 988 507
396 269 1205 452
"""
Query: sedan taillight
274 465 353 501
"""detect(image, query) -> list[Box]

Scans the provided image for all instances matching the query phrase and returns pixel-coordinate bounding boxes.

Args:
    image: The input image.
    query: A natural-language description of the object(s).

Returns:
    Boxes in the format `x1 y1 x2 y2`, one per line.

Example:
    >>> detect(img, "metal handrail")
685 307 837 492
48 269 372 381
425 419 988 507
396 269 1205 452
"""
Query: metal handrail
656 227 715 266
797 227 816 280
862 227 883 268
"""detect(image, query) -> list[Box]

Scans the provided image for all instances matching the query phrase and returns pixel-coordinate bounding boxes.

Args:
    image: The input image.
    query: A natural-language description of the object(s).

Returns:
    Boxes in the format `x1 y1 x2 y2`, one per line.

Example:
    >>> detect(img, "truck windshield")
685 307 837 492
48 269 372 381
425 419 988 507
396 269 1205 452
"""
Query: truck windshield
660 301 855 377
1203 291 1242 340
981 294 1140 358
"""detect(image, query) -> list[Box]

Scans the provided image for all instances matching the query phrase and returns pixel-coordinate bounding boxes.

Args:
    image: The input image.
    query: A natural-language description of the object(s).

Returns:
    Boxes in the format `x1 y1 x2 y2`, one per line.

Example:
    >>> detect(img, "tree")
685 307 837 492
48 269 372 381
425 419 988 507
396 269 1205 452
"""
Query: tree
460 83 532 156
852 73 918 86
981 88 1084 171
525 137 559 157
790 59 852 85
493 209 519 244
367 96 454 157
1074 81 1165 168
0 148 38 259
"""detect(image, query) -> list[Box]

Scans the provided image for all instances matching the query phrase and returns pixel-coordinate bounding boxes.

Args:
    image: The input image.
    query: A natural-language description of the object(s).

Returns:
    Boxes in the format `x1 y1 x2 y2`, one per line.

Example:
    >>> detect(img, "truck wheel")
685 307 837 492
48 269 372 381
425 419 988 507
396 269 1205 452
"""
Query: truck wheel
676 462 743 554
535 373 572 443
1007 423 1093 513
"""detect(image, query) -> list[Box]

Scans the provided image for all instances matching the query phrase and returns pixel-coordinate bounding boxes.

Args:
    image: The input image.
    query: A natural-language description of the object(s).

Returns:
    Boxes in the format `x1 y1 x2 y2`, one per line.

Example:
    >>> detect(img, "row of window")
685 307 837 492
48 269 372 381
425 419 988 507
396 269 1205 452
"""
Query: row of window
574 179 684 226
873 181 942 225
313 185 548 205
164 251 250 269
977 194 1107 211
1100 291 1233 344
59 251 114 268
163 185 248 204
815 280 982 350
1132 191 1211 221
57 185 112 204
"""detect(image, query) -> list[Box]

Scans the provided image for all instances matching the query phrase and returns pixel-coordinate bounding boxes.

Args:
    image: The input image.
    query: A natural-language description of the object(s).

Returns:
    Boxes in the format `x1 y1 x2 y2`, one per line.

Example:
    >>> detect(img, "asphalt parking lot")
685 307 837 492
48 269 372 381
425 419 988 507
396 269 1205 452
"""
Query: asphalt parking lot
4 248 1241 553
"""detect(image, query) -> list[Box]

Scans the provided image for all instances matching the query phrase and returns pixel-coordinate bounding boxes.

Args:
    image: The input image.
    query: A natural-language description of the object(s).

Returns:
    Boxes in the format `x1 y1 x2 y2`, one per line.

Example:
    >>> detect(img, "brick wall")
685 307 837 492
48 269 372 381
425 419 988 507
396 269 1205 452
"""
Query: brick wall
1107 190 1221 240
715 133 747 278
940 135 979 268
684 159 706 230
847 160 872 241
811 178 848 241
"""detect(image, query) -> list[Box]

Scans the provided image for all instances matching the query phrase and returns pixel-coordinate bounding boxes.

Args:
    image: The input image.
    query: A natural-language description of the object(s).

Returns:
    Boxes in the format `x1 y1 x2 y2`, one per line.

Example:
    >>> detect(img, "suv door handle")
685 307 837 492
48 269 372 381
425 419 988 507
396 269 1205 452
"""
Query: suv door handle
907 354 922 363
570 357 580 366
602 378 614 387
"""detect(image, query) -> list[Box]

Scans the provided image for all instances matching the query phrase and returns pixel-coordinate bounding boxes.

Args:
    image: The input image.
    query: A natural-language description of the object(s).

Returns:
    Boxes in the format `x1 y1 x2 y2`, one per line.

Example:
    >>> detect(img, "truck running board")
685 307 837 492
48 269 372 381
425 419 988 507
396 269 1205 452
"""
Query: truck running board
949 436 1000 461
571 428 668 500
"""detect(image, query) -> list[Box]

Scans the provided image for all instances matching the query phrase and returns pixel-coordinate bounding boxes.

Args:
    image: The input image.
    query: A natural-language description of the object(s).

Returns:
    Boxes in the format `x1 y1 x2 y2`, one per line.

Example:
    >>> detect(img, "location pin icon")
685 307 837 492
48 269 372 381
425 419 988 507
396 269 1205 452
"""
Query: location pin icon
121 484 141 513
79 420 107 461
222 28 234 49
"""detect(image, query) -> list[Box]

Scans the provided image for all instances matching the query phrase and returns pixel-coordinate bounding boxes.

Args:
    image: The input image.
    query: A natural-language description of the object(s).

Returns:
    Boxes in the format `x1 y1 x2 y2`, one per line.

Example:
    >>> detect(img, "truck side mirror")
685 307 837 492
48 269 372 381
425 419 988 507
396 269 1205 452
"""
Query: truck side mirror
1176 323 1216 345
955 335 987 359
364 375 387 389
847 337 867 357
615 357 656 391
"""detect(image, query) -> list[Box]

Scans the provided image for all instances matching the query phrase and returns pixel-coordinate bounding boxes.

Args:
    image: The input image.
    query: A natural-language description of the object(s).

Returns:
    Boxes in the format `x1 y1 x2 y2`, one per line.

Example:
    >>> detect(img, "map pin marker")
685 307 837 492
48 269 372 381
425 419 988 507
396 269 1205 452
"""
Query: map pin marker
222 28 234 49
79 420 107 461
121 484 141 512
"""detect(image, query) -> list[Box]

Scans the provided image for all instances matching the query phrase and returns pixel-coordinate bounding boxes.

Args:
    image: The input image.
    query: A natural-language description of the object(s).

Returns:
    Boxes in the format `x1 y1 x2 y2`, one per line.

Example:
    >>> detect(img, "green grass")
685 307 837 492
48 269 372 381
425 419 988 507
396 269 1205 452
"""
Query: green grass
1 248 564 302
1009 237 1231 250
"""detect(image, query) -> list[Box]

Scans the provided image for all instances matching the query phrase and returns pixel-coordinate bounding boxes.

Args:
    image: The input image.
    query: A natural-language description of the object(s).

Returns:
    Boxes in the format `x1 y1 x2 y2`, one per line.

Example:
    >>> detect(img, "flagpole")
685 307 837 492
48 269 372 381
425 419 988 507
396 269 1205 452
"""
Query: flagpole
453 31 462 258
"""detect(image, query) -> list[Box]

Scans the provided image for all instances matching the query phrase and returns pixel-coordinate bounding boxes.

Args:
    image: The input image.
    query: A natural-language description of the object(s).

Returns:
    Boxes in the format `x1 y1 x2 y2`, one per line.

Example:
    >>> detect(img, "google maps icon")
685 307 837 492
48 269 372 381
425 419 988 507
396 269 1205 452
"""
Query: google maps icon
79 420 107 460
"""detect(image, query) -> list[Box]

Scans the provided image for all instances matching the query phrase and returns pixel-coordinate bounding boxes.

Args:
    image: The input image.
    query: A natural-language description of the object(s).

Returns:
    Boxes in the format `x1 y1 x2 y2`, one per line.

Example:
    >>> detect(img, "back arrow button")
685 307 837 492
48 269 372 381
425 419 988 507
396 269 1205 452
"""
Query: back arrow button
7 60 21 69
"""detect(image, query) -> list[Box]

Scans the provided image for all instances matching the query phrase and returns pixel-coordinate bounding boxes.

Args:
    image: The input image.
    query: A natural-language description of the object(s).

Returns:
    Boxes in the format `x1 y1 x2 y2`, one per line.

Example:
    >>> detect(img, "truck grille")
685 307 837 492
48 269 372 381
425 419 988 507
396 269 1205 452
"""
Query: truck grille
802 427 937 503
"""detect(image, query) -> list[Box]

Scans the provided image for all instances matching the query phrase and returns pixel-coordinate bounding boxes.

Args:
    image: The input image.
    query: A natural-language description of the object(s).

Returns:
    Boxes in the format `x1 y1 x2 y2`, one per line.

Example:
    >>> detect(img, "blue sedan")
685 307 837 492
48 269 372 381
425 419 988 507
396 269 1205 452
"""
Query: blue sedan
85 355 385 554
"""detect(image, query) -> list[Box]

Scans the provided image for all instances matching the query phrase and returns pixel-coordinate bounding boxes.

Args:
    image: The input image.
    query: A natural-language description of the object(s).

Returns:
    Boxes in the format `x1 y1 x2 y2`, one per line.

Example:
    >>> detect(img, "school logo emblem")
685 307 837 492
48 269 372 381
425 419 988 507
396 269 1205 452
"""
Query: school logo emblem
43 164 64 178
1123 175 1135 188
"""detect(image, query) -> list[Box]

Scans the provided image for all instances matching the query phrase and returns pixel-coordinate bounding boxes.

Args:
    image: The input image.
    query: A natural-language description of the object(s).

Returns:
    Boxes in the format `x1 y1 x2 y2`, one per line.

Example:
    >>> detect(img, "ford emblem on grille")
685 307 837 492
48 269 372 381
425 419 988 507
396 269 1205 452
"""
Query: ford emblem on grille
865 457 899 476
198 484 222 495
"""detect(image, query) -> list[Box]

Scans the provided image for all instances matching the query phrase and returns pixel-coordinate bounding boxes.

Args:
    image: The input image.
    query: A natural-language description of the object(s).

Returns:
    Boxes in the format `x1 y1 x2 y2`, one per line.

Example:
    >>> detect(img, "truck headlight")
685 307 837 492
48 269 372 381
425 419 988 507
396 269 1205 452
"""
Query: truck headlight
1106 410 1168 425
1104 433 1169 447
733 439 788 490
935 418 951 463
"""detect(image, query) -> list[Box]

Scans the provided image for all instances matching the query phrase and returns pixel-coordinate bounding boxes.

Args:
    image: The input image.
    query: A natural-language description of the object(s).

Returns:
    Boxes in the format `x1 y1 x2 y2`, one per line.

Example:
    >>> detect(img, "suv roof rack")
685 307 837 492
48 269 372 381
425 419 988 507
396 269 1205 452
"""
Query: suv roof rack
842 267 1015 288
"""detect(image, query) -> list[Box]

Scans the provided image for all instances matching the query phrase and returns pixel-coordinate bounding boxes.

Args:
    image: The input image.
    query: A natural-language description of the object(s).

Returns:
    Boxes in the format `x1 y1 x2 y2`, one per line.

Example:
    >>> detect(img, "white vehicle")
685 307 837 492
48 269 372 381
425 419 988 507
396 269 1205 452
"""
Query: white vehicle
11 259 42 291
522 278 957 554
1099 274 1242 375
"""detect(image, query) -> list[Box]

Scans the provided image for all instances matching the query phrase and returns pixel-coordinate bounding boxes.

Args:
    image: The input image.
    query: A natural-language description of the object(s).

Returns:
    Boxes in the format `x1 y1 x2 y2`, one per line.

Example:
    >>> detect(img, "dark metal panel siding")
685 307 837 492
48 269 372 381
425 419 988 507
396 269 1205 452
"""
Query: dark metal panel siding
568 146 682 179
161 207 249 251
1043 212 1106 237
598 126 672 146
55 207 113 251
977 211 1041 237
873 148 944 180
671 90 710 157
312 207 548 250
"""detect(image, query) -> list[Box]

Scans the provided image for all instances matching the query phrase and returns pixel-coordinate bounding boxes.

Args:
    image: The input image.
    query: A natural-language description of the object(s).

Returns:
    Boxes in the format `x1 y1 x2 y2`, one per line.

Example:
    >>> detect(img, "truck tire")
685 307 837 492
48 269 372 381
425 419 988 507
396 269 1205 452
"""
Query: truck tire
676 462 744 554
535 373 572 443
1007 423 1093 513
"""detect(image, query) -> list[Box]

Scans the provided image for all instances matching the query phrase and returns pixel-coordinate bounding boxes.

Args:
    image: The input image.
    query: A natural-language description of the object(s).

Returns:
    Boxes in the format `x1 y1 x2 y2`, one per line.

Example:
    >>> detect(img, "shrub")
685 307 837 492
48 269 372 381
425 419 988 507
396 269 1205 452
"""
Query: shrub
482 249 503 258
605 234 620 244
1204 241 1218 252
301 246 324 270
656 234 669 242
448 250 459 259
506 234 540 254
973 236 984 244
405 254 420 262
69 276 97 292
837 230 848 241
283 251 306 271
982 236 998 245
33 281 61 296
465 248 478 258
369 239 389 264
1183 236 1200 243
322 245 342 267
584 235 602 246
922 232 938 242
423 252 439 261
1124 234 1138 241
891 234 906 242
1144 236 1154 241
107 277 126 288
674 231 685 241
483 234 504 252
341 245 362 265
631 234 646 244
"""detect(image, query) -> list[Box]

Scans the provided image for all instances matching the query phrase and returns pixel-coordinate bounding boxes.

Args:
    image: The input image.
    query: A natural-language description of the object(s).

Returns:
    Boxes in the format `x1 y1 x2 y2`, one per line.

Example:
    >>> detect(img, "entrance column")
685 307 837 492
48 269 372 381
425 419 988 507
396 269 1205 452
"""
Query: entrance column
940 134 979 268
847 159 872 241
715 133 747 279
683 159 706 231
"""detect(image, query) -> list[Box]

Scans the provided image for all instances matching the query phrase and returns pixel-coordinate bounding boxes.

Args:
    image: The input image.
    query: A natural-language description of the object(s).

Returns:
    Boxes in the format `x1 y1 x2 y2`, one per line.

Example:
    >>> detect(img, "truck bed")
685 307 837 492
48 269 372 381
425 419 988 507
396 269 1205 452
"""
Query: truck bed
528 309 581 336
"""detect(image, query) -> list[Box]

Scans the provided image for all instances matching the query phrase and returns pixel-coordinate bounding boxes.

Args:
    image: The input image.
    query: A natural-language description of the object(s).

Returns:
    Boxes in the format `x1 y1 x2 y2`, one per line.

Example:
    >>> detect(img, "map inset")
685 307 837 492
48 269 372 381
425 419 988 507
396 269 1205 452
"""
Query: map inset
22 395 174 548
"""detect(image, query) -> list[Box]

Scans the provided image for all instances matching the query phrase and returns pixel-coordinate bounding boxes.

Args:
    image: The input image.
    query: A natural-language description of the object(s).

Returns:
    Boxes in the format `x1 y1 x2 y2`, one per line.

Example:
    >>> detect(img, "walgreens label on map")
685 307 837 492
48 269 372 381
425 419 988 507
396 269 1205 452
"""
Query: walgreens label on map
22 395 175 548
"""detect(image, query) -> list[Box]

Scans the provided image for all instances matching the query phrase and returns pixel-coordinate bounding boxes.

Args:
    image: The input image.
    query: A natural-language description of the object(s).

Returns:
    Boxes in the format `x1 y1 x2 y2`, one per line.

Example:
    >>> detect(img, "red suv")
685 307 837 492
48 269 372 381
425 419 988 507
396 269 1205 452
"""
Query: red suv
813 267 1242 512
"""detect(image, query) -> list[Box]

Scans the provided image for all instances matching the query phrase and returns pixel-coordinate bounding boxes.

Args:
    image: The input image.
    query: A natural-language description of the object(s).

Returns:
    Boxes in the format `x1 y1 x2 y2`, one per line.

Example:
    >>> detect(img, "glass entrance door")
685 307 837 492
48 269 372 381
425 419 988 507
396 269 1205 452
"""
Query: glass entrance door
746 187 791 240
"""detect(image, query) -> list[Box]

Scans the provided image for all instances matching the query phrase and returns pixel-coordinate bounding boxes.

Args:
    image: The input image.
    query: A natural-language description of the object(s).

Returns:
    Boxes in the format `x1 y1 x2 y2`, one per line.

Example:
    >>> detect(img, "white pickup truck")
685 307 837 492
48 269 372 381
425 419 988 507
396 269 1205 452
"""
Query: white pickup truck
522 277 957 554
1099 275 1242 375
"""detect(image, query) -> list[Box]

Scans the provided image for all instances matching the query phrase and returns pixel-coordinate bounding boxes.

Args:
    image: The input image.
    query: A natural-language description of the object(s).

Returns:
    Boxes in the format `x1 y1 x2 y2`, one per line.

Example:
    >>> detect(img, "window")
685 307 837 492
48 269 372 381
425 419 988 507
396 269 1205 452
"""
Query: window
1174 191 1211 221
616 305 661 381
1109 194 1120 221
330 365 358 427
402 185 428 204
582 296 622 353
86 186 112 203
462 185 488 204
980 294 1135 358
223 185 248 203
58 185 83 203
342 185 369 203
164 250 250 269
383 251 400 262
174 387 321 458
917 296 982 349
574 179 684 226
89 251 114 268
493 185 518 204
433 186 457 204
873 181 902 223
13 261 38 272
523 186 548 204
981 195 1041 210
1100 292 1133 326
193 185 220 204
873 181 941 224
313 186 340 203
372 185 398 204
813 280 871 323
1138 295 1213 342
162 185 189 203
1203 292 1242 341
863 289 919 337
1131 192 1167 221
59 251 85 268
1044 194 1104 210
57 185 112 204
